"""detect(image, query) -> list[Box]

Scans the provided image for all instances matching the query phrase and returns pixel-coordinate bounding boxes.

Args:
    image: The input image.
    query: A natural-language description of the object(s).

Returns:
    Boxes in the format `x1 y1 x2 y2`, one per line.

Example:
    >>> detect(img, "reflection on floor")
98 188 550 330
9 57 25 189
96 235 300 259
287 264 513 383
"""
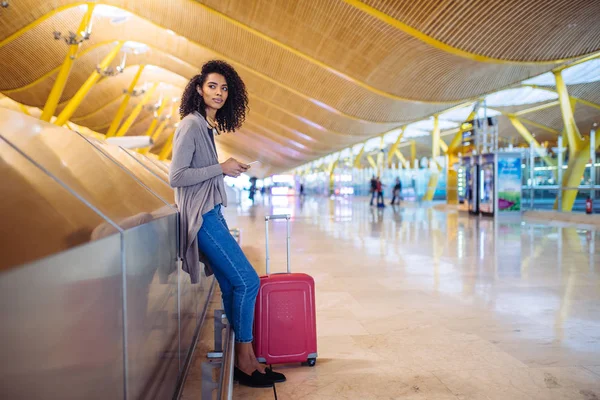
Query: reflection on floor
222 195 600 399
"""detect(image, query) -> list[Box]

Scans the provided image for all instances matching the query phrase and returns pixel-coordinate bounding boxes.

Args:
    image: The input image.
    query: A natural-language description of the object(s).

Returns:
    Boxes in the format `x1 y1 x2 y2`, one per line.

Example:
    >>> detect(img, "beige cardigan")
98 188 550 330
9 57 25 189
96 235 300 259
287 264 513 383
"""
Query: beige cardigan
169 111 226 283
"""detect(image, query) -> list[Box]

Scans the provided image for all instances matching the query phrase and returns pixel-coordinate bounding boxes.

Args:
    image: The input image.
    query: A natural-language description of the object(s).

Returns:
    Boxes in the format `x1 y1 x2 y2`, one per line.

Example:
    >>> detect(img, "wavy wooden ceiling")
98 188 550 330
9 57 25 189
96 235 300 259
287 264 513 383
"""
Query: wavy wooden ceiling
1 0 599 176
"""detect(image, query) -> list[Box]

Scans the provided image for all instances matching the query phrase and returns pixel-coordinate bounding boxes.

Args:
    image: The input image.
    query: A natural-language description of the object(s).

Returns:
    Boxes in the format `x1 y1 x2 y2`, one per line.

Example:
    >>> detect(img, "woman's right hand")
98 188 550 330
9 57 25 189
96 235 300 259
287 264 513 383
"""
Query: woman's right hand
221 157 249 177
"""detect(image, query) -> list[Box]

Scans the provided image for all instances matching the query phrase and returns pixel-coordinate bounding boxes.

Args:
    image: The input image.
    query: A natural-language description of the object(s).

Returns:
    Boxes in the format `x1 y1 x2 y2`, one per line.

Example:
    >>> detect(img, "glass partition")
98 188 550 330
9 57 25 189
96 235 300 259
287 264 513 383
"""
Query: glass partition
0 110 171 229
143 153 171 176
0 137 108 270
124 149 170 184
85 138 175 206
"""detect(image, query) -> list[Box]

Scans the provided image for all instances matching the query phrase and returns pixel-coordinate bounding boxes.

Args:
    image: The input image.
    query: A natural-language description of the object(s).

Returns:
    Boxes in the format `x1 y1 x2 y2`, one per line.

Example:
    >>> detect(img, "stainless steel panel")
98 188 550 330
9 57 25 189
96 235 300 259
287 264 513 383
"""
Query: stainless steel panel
0 110 169 227
123 215 179 400
0 235 124 400
179 265 214 370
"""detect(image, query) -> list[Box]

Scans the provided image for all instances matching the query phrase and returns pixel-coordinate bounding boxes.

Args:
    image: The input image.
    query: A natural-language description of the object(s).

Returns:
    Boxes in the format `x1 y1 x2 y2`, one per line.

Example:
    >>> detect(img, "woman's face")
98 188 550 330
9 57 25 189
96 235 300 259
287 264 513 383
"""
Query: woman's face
197 73 228 112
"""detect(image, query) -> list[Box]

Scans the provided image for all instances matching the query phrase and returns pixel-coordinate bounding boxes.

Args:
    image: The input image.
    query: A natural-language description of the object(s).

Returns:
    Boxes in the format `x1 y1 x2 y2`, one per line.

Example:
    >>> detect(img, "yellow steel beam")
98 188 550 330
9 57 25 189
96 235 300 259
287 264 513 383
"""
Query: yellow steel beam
508 116 557 168
512 100 560 117
54 41 124 126
394 149 409 168
553 51 600 72
423 173 440 202
71 94 123 122
353 144 366 168
423 116 442 202
2 41 127 94
140 103 177 154
386 130 404 166
328 157 340 194
554 71 584 156
559 129 600 211
137 101 169 154
106 65 146 137
521 84 600 112
114 82 159 137
517 117 560 134
366 154 377 170
1 4 460 128
158 132 174 160
41 4 95 121
410 140 416 166
144 96 169 136
0 2 94 48
552 74 596 212
439 138 448 154
18 103 31 116
575 97 600 112
342 0 583 65
150 120 168 141
432 115 440 159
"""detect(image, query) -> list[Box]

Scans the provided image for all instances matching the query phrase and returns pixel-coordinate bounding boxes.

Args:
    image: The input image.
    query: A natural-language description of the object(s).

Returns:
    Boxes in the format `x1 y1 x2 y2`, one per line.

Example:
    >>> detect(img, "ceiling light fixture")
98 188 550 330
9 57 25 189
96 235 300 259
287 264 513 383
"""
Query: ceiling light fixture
97 53 127 77
122 41 149 55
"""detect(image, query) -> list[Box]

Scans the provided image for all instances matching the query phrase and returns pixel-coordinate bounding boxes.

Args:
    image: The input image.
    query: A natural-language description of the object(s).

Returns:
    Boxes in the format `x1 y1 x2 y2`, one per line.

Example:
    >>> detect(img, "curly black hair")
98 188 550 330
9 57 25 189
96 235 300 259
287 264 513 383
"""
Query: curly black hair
179 60 248 132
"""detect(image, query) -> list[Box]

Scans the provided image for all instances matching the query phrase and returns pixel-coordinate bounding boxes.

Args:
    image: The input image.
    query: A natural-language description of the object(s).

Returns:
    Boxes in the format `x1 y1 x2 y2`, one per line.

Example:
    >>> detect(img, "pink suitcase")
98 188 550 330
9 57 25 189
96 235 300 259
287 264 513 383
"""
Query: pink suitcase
253 214 318 366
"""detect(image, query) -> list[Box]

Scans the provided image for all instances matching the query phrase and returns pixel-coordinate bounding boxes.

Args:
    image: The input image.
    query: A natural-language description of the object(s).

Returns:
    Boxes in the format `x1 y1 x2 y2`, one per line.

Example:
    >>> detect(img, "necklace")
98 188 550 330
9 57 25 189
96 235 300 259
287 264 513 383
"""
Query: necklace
206 115 219 135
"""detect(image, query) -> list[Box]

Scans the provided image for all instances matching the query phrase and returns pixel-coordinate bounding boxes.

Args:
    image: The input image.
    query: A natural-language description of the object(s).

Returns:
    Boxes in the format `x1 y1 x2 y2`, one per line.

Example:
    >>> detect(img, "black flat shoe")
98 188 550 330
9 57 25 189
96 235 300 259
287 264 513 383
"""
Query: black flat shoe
233 367 274 388
264 367 286 383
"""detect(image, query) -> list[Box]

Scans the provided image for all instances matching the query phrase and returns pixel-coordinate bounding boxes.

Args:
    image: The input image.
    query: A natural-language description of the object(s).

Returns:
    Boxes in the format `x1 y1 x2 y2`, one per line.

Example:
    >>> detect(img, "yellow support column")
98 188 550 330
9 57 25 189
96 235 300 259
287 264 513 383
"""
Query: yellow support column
423 116 441 201
145 101 178 149
55 41 123 126
353 143 366 168
142 96 168 137
560 131 600 211
152 119 170 141
114 82 159 137
144 101 168 137
509 117 556 168
386 130 404 167
328 157 340 195
41 4 95 121
554 71 591 211
106 64 145 137
366 154 377 170
394 149 409 169
19 104 31 116
159 132 174 160
439 139 448 154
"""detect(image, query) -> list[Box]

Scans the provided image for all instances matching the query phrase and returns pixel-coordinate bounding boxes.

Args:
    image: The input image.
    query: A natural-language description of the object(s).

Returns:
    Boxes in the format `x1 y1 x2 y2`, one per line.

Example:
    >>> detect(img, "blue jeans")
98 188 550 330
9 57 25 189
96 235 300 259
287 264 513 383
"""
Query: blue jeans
197 205 260 343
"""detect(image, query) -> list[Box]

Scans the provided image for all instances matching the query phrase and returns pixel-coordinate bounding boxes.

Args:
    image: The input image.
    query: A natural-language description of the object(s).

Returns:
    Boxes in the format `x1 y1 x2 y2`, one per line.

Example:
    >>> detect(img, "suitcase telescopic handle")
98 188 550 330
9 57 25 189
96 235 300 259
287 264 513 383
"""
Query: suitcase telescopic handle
265 214 291 275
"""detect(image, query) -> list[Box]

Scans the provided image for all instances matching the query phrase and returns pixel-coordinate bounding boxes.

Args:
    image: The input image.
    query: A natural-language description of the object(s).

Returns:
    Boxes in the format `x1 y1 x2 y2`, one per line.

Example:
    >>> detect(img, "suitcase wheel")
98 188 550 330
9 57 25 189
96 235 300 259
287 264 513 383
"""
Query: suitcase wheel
302 358 317 367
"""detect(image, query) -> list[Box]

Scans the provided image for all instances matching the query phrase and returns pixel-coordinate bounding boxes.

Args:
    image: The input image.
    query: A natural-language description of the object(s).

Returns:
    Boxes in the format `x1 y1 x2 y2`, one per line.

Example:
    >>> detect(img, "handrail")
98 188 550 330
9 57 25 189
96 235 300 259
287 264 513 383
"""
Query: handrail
217 322 235 400
524 185 596 190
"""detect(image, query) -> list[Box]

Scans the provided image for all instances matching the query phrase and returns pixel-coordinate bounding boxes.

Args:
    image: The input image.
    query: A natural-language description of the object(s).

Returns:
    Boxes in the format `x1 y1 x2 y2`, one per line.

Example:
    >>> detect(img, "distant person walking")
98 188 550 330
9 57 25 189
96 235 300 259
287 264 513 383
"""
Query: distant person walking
369 175 377 206
376 177 385 207
391 178 402 205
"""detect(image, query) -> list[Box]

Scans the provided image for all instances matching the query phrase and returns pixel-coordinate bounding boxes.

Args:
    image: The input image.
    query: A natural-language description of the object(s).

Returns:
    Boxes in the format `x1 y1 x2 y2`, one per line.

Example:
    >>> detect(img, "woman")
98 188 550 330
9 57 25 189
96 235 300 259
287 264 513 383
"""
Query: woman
169 60 285 388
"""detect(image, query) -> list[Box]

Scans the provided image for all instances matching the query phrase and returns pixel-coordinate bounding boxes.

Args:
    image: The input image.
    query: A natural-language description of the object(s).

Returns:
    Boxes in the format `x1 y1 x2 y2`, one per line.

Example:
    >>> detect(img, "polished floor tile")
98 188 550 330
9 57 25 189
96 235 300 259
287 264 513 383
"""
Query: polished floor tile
216 196 600 399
